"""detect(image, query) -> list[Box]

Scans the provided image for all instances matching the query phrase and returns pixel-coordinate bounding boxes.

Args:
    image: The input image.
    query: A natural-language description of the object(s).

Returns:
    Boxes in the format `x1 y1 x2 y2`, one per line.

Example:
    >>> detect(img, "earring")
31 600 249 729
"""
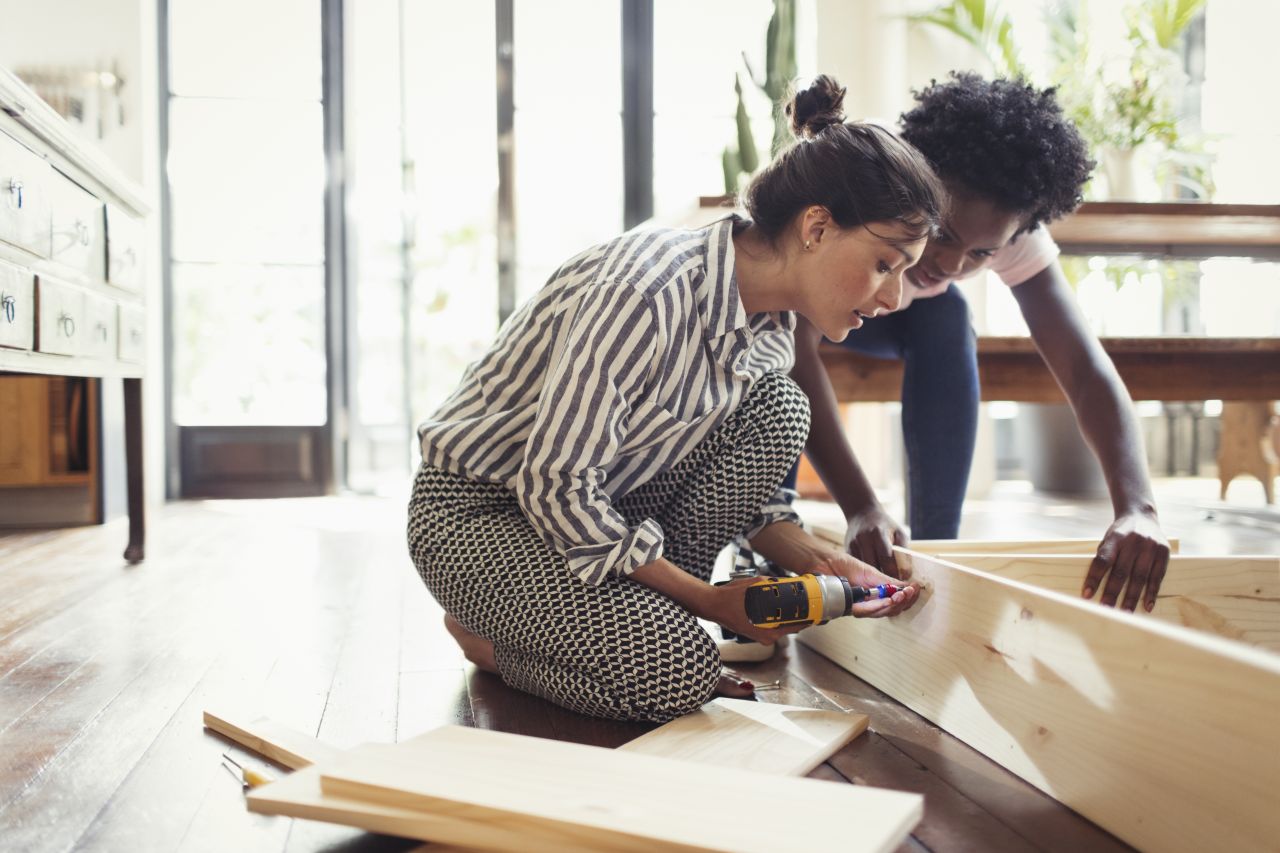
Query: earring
804 240 811 250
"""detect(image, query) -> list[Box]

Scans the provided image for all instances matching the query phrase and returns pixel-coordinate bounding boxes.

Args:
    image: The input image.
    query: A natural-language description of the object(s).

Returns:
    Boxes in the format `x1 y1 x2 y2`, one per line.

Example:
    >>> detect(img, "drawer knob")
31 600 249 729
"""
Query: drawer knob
75 220 91 246
59 312 76 338
6 178 22 210
1 293 14 323
96 321 108 341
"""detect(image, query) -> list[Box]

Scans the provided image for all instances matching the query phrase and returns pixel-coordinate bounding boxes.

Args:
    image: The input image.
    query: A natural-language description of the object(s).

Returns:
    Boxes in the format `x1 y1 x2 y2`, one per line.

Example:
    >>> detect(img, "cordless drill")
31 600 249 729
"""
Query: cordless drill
721 573 902 642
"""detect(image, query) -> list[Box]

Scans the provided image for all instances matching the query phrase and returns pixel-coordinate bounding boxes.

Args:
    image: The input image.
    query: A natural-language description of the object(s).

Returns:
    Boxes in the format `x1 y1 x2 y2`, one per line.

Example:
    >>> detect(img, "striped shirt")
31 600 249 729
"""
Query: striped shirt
417 217 800 585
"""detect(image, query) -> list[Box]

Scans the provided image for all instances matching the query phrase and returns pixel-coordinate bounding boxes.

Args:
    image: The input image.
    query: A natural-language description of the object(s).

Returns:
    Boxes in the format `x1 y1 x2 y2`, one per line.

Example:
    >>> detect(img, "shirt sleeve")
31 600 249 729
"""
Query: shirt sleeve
513 282 665 586
989 224 1061 287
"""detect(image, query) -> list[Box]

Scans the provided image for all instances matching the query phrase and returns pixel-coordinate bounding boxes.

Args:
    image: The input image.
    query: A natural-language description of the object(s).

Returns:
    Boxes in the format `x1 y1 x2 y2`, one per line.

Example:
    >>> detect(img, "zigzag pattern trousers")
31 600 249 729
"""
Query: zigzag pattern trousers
406 371 809 722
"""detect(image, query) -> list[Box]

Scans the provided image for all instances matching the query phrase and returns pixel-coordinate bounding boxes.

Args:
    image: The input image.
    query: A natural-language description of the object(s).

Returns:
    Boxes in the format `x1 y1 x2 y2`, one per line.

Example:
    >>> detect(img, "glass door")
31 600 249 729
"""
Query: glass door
163 0 332 497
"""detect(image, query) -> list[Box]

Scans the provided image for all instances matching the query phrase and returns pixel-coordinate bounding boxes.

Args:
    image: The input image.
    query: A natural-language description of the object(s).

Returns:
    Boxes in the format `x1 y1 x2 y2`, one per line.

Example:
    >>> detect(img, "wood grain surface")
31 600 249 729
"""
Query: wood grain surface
799 547 1280 853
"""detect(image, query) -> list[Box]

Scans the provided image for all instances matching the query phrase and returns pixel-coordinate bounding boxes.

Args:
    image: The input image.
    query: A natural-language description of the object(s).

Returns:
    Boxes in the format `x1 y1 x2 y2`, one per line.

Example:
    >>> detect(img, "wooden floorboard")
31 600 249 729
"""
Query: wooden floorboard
0 485 1271 851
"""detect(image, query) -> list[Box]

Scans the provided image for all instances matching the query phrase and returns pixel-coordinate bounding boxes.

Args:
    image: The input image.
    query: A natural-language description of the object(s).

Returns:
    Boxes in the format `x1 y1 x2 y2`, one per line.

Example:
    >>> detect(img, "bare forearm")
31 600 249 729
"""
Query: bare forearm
1015 265 1158 520
628 557 715 618
1066 365 1157 517
790 322 881 518
748 521 842 575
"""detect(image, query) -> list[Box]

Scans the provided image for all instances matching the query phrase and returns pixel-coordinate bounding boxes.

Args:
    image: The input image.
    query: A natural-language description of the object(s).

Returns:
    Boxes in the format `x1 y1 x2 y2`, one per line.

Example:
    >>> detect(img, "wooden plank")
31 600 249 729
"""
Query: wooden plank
786 645 1131 853
248 742 551 851
938 553 1280 650
212 697 865 781
315 725 922 853
798 547 1280 853
203 711 340 770
810 524 1182 555
820 337 1280 403
246 704 878 851
617 697 866 776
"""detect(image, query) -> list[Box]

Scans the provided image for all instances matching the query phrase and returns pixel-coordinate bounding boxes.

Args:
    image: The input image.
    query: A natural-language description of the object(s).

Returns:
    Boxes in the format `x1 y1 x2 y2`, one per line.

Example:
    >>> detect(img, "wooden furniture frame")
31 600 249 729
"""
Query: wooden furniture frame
0 68 147 560
799 530 1280 853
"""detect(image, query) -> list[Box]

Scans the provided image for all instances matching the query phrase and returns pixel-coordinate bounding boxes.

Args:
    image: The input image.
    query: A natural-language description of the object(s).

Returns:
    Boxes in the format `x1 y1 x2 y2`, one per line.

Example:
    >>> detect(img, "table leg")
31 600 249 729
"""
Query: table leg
123 377 145 563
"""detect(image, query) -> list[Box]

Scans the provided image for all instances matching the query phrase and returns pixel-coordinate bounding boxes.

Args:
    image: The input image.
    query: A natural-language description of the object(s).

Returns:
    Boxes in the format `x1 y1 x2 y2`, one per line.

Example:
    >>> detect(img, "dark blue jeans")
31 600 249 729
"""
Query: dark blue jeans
788 284 979 539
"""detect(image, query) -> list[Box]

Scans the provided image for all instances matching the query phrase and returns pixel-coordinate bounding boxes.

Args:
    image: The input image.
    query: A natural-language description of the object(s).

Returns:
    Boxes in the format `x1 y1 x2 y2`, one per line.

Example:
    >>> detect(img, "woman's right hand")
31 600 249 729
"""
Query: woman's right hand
702 578 812 646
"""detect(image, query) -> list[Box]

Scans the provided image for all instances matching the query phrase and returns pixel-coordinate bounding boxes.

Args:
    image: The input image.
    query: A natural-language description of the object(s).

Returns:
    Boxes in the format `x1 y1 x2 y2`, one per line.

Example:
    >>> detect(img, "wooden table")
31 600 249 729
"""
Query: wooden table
821 336 1280 403
1049 201 1280 260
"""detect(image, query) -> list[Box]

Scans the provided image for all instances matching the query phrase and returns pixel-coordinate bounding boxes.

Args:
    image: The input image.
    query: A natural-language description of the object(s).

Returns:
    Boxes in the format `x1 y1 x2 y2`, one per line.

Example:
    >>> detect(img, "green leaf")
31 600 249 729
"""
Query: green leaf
734 74 759 174
722 146 743 196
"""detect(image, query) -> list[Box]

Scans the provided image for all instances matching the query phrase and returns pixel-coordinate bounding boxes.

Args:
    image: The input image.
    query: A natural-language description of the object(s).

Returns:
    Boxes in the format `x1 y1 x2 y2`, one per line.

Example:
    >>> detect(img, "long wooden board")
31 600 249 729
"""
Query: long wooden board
232 698 873 849
248 742 530 851
202 710 340 769
316 724 921 853
937 553 1280 650
209 698 867 778
616 697 867 775
810 525 1181 555
798 547 1280 853
250 701 869 852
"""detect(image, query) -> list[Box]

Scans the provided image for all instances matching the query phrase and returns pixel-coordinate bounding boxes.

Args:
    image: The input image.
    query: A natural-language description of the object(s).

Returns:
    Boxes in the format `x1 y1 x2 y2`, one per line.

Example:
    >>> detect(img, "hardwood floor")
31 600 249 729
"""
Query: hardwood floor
0 481 1273 852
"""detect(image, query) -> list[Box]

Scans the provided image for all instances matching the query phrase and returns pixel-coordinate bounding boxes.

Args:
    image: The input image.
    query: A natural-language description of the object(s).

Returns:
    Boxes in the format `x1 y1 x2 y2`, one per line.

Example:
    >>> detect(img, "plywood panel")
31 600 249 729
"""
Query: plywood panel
938 553 1280 650
316 725 921 853
617 697 867 776
798 547 1280 853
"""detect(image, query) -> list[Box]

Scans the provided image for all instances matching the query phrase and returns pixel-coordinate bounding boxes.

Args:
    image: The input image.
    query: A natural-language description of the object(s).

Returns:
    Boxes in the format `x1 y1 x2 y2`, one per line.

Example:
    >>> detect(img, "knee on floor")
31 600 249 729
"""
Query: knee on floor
604 635 721 723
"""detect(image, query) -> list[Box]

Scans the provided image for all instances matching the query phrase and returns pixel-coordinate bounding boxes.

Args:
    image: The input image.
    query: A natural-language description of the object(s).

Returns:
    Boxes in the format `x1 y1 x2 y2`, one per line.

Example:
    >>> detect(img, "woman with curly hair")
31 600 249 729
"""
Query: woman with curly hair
791 72 1172 612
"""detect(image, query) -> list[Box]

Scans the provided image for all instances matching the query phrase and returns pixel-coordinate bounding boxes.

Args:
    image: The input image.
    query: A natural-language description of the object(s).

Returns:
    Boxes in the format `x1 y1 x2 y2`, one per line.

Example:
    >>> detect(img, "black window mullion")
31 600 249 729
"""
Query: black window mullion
495 0 516 324
622 0 654 229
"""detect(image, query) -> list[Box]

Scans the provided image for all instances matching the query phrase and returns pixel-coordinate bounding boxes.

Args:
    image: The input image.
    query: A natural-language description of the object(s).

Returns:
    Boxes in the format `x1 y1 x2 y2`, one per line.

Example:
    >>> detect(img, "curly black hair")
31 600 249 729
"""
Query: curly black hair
899 72 1094 234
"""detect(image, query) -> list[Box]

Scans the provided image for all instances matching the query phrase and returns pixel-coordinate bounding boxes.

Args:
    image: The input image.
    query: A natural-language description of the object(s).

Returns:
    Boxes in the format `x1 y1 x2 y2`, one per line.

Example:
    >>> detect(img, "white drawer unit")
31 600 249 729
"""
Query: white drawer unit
106 204 144 292
1 64 150 563
48 169 105 282
117 303 145 364
0 129 52 258
82 290 118 362
0 259 34 350
36 275 85 356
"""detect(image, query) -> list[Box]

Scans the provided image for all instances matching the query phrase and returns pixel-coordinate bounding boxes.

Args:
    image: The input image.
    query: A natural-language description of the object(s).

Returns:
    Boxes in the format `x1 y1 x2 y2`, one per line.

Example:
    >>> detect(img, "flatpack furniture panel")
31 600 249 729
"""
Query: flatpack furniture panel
210 697 868 779
798 546 1280 853
615 697 867 776
315 724 922 853
225 702 888 851
0 67 147 560
825 535 1180 555
937 553 1280 651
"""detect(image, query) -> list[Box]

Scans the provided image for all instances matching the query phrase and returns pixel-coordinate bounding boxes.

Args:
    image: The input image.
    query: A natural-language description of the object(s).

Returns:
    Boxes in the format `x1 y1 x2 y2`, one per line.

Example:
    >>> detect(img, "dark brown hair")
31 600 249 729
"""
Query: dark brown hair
742 75 947 246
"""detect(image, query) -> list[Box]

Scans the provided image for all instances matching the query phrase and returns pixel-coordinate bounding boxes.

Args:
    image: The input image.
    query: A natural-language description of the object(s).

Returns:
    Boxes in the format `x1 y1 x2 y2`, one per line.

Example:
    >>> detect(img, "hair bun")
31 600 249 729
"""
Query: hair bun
786 75 847 139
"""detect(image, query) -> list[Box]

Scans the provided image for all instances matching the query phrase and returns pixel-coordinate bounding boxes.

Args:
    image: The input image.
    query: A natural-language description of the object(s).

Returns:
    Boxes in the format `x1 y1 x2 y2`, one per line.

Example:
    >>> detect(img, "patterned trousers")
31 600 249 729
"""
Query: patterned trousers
406 372 810 722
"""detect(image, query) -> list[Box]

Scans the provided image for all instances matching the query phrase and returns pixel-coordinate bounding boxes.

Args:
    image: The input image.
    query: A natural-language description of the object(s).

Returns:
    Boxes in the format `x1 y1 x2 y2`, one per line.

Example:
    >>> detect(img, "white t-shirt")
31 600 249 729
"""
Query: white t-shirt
900 225 1060 309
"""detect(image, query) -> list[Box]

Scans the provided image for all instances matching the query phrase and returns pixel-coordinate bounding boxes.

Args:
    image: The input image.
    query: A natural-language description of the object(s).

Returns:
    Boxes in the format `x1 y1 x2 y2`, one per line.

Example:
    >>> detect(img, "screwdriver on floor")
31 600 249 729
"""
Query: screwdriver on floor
221 752 274 788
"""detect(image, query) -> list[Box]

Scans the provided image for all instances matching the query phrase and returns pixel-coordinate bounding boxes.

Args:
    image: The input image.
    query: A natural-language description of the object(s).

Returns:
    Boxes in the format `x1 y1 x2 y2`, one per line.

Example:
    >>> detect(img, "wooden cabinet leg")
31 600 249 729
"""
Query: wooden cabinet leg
123 377 145 563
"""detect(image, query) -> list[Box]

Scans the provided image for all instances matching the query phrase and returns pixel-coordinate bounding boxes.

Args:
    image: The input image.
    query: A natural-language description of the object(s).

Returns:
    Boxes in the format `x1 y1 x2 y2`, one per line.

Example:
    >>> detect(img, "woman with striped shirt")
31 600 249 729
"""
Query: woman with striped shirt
408 76 944 722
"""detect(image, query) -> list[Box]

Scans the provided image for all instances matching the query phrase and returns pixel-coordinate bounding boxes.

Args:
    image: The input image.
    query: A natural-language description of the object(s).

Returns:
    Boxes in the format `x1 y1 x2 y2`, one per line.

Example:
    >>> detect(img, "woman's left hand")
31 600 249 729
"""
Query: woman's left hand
809 551 920 618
